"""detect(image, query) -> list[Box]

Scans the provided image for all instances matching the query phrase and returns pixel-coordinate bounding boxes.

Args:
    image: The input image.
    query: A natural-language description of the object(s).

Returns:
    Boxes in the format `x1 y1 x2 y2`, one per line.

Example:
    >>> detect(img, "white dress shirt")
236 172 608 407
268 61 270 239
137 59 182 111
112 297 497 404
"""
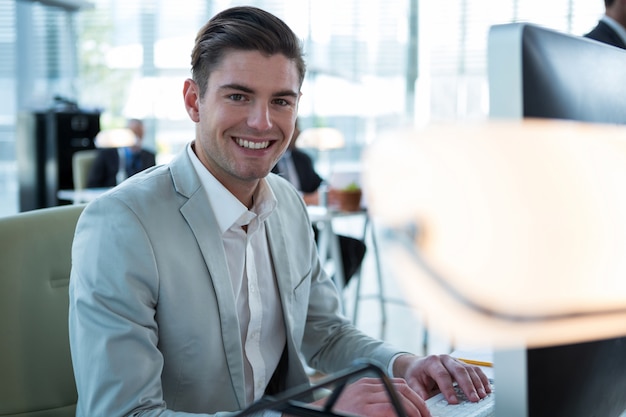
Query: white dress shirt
187 143 286 405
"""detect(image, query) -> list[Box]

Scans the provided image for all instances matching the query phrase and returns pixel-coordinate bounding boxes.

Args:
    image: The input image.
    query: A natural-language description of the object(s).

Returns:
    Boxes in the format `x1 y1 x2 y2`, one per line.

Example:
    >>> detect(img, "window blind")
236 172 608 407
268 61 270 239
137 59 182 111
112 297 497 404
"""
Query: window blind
423 0 605 121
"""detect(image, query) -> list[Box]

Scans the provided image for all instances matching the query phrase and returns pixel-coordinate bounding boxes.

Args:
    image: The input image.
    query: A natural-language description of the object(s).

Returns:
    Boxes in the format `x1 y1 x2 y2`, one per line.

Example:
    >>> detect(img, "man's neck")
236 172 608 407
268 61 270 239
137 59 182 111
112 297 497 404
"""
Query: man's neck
190 141 259 209
606 6 626 31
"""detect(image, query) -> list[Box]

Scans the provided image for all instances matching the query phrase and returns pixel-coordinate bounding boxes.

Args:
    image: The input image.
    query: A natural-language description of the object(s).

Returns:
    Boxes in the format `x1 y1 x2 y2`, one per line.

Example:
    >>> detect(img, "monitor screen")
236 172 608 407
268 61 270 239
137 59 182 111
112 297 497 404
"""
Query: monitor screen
487 23 626 417
488 22 626 125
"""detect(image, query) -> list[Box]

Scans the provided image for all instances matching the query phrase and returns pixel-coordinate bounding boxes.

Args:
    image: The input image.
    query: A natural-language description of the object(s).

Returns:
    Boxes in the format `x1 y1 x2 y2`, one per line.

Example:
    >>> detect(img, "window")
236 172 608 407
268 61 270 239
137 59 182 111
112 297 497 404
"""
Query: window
0 0 608 216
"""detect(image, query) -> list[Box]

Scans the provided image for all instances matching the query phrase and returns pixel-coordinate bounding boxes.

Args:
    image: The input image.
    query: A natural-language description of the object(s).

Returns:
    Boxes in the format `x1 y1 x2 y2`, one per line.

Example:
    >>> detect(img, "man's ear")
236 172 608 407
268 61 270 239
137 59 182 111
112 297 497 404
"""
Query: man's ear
183 78 201 122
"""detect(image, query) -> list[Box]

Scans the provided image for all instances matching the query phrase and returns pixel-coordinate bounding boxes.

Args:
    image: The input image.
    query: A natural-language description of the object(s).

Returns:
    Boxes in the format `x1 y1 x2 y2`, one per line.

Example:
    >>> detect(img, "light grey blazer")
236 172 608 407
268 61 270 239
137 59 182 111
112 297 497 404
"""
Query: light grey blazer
69 146 400 417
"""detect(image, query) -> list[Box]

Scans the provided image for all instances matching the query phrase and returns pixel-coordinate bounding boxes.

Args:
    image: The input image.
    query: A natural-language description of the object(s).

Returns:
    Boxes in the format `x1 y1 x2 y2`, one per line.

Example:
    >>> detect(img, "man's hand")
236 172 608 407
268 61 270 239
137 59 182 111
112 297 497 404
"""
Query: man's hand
313 377 431 417
393 354 492 405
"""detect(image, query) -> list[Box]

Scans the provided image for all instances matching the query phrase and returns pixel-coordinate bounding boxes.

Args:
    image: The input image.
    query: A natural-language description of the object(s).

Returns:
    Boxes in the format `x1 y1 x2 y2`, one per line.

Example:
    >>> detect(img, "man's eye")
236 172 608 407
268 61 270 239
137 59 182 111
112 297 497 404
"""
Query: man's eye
229 94 245 101
274 98 289 106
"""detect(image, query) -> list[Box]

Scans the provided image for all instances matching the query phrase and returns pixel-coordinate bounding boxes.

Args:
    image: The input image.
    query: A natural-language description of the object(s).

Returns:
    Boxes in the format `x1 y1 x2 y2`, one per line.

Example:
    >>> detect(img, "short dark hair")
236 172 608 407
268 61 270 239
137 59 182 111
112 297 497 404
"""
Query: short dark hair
606 0 615 8
190 6 306 98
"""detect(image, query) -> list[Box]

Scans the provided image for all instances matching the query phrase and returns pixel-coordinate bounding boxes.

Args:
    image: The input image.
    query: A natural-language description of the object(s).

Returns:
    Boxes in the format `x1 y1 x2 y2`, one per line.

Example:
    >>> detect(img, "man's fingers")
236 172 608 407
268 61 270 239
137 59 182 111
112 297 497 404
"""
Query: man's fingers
332 377 430 417
418 356 459 403
393 381 431 417
440 356 492 402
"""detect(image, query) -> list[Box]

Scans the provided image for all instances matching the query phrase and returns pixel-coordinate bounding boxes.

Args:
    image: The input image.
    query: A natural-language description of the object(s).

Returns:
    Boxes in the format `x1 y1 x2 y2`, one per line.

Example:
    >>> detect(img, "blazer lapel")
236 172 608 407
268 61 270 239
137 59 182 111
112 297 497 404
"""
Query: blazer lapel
266 210 311 391
266 213 295 333
171 150 247 408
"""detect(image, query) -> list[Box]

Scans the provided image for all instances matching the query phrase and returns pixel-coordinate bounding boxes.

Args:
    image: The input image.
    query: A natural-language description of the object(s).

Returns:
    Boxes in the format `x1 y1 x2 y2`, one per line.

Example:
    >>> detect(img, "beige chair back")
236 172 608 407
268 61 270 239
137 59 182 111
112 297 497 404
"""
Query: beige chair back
72 150 98 190
0 204 85 417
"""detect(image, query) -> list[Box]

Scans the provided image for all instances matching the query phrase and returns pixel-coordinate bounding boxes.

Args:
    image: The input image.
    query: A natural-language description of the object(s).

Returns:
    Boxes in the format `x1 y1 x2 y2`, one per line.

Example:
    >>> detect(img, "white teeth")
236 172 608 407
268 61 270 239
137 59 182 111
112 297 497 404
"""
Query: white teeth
236 138 270 150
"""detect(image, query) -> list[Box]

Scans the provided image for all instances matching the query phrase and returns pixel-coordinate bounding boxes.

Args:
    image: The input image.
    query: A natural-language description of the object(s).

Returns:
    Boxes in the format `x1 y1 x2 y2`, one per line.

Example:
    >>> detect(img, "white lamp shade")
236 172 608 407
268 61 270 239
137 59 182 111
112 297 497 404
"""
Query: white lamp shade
363 119 626 348
94 128 137 148
296 127 345 151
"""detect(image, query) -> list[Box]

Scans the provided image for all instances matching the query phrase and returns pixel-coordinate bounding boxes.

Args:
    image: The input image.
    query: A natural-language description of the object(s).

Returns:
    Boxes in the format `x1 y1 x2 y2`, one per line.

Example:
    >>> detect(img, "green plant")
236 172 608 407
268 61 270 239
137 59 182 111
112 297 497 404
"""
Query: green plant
342 181 361 192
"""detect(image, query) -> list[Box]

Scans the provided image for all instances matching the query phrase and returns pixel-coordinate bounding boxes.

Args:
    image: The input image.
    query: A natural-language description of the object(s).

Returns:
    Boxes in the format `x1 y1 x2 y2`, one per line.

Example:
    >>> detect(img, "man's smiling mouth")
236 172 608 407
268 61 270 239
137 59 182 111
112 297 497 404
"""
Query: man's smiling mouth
236 138 271 150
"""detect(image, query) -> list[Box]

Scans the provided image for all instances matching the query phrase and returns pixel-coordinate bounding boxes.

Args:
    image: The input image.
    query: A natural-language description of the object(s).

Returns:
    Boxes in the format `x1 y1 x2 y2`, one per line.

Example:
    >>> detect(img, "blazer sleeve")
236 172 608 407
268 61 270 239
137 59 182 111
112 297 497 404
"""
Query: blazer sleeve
269 176 400 376
300 241 401 375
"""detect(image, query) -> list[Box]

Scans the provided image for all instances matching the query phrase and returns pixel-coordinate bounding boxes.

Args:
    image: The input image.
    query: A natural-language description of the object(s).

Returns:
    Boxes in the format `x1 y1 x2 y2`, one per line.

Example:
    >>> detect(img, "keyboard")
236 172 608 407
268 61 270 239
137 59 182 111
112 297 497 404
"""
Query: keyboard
425 382 495 417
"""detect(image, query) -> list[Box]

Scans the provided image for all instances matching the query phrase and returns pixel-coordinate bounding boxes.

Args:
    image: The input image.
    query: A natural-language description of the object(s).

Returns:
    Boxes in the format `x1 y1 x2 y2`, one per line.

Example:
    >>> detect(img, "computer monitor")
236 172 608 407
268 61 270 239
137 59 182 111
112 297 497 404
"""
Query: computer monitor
487 23 626 417
489 22 626 125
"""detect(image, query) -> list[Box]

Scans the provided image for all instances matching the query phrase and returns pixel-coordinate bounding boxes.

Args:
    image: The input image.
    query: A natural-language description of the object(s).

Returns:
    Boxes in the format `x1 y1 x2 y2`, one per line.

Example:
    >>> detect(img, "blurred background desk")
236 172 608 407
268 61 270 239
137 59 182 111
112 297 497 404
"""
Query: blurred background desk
306 205 351 291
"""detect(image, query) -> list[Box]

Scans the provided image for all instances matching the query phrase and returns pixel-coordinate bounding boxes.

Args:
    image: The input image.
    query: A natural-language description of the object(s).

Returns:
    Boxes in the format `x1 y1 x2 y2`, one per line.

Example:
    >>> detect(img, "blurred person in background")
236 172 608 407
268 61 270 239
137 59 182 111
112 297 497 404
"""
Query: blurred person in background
273 120 367 284
87 118 156 187
584 0 626 49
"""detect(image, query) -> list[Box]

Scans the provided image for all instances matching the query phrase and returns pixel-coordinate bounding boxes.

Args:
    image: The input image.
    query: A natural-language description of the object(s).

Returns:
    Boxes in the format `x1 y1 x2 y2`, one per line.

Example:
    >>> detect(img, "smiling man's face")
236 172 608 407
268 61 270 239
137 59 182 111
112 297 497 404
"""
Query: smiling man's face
183 49 301 203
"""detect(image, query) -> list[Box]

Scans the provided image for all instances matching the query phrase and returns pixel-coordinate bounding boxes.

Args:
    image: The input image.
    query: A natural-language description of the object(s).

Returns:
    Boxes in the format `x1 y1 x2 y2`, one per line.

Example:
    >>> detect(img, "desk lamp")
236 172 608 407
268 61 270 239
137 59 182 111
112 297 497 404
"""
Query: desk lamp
94 128 136 148
362 118 626 349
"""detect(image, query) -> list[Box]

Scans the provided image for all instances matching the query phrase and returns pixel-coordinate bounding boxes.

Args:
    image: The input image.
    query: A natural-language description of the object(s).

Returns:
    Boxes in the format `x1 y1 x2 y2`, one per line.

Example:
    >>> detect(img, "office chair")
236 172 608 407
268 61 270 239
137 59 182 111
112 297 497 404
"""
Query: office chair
0 204 85 417
72 149 98 190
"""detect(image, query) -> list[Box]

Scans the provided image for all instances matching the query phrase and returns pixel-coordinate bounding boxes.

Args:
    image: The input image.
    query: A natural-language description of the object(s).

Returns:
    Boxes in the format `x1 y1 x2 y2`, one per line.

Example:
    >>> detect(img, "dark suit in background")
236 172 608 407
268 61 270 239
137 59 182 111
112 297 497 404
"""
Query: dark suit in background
87 147 156 188
279 148 323 194
273 149 366 284
585 19 626 49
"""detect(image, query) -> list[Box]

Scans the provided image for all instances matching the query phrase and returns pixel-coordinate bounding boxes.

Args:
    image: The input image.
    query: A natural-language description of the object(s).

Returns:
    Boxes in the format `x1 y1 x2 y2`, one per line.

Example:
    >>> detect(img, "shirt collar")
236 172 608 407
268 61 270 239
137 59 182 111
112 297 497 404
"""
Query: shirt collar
601 15 626 45
186 142 277 234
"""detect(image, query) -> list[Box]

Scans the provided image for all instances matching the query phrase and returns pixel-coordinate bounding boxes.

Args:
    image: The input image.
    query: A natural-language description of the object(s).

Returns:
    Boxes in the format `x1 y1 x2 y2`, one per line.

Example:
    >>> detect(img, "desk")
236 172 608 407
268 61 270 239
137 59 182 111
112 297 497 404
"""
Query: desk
306 205 354 291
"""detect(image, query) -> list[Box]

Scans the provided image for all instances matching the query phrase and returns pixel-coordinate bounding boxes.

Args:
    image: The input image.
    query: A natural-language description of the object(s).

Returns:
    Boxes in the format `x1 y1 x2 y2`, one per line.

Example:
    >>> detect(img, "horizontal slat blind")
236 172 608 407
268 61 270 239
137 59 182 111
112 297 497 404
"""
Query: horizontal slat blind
424 0 605 121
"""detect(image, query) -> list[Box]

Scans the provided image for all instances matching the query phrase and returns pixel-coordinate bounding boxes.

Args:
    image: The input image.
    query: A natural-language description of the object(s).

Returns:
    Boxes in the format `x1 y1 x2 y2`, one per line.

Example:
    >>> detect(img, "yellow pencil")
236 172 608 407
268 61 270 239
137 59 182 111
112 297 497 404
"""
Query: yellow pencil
456 358 493 368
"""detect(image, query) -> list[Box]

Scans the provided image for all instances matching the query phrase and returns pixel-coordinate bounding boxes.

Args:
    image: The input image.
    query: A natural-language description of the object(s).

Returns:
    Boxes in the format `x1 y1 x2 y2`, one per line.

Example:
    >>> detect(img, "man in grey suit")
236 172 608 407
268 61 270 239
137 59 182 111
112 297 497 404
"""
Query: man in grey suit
68 6 490 417
585 0 626 49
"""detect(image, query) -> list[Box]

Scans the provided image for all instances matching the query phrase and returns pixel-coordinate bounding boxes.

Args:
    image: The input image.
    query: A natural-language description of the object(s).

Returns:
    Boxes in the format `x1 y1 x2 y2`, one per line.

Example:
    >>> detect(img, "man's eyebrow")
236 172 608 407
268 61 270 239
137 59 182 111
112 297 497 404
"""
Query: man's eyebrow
220 83 299 98
274 89 300 99
220 83 254 94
